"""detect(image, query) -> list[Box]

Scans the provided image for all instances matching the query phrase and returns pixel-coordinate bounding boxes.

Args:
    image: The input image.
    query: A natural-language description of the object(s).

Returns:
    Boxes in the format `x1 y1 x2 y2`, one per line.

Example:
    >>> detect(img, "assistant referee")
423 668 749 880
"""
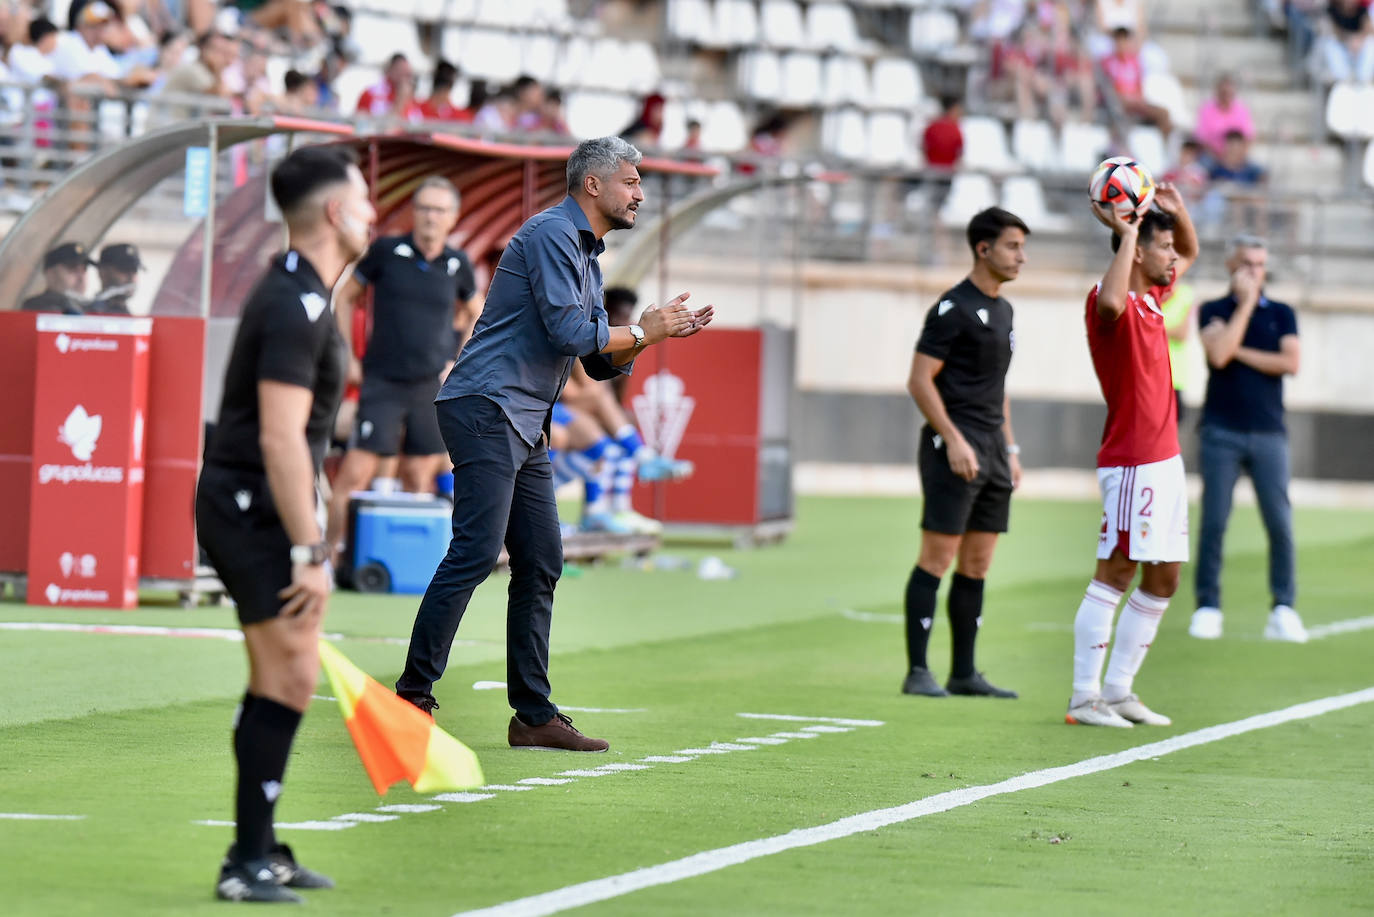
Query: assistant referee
901 207 1029 700
195 146 375 903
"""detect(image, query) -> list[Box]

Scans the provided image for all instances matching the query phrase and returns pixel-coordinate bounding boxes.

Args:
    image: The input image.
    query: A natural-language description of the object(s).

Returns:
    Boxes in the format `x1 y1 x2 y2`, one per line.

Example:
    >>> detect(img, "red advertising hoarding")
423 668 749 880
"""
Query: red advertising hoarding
27 315 151 609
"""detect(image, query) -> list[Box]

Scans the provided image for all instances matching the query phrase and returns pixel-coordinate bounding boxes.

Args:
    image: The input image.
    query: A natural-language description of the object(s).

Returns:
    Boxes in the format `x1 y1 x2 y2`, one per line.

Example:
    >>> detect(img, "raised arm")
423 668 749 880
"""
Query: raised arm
1153 184 1198 279
1200 270 1260 369
1090 201 1139 321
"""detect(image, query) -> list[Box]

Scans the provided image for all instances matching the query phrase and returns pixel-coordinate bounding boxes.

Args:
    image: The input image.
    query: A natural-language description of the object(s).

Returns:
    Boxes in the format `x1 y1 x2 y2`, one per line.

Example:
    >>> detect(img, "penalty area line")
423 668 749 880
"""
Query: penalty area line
451 686 1374 917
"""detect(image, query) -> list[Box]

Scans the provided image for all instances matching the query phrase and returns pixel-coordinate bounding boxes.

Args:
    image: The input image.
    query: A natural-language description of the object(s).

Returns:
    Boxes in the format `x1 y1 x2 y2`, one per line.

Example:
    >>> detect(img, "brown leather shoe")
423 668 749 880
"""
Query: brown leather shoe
508 712 609 752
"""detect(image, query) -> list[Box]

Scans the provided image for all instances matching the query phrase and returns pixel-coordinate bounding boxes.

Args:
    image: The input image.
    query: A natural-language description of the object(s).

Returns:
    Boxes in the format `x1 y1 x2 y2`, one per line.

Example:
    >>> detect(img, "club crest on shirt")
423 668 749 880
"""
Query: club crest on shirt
300 292 327 322
1139 520 1151 541
937 299 956 317
394 242 414 258
447 257 460 276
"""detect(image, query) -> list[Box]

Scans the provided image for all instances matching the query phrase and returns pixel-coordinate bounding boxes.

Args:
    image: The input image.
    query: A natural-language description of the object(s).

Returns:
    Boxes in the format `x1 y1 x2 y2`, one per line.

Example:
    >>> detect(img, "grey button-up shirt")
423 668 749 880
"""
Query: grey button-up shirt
437 196 631 446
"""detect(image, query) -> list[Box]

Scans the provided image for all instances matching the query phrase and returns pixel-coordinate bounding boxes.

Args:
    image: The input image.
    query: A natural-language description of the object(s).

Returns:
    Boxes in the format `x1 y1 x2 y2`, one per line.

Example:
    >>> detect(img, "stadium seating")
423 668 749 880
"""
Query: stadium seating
1056 122 1111 177
667 0 714 44
760 0 808 49
1126 125 1169 176
820 106 868 161
1011 119 1057 173
938 172 997 226
804 3 861 53
870 57 924 109
1326 83 1374 141
820 55 871 108
1001 175 1071 232
1364 142 1374 189
713 0 760 47
701 100 749 152
866 111 913 166
959 116 1017 175
565 90 637 139
350 12 425 67
908 8 960 56
739 49 783 101
778 53 824 107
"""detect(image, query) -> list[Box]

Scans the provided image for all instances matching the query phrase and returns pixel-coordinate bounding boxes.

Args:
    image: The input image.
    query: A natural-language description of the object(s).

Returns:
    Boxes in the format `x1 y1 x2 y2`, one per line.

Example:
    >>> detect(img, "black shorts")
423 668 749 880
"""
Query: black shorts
195 463 292 626
352 374 445 457
918 425 1014 535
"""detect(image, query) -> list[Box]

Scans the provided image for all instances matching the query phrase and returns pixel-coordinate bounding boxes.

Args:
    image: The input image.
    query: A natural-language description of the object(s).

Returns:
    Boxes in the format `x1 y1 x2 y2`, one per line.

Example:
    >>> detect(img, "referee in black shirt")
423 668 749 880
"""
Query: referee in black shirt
325 176 479 550
195 146 375 903
901 208 1028 700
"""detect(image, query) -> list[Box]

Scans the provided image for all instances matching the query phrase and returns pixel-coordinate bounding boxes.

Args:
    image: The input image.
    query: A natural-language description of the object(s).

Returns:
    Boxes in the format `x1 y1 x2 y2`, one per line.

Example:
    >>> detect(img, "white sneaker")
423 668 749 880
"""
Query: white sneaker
1106 693 1172 726
1189 607 1223 639
611 510 663 535
1264 606 1308 643
1065 697 1134 728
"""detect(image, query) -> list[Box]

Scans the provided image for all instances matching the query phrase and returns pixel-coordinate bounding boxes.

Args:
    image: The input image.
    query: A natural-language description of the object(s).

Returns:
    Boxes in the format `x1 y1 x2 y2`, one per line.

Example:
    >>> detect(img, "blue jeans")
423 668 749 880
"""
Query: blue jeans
1194 425 1296 610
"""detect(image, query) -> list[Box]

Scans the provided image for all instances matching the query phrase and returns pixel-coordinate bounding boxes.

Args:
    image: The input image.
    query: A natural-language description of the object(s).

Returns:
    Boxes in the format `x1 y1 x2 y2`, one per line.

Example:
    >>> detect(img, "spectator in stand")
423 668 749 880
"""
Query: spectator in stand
1091 0 1147 56
683 118 702 151
511 75 544 125
312 50 344 110
226 0 321 48
51 1 156 91
232 31 275 115
968 0 1028 44
473 83 522 133
1004 18 1094 124
147 29 192 91
21 242 93 315
1162 136 1210 206
1313 0 1374 83
517 86 568 135
277 67 318 112
620 92 665 147
7 17 60 86
922 96 964 170
1205 129 1267 234
749 111 787 157
420 60 470 122
1099 27 1172 135
1207 130 1266 187
161 30 236 100
356 53 421 120
1195 73 1255 160
88 243 143 315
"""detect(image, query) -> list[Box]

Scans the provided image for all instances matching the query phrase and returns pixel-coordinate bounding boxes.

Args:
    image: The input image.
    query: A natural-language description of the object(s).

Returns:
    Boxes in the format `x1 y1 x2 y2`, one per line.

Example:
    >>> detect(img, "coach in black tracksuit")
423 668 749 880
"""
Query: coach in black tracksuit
194 146 374 904
901 207 1030 700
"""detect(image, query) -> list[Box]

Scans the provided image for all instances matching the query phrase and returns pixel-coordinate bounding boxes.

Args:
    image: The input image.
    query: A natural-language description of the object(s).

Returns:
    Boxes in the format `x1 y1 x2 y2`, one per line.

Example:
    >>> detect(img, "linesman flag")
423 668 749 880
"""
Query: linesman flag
317 641 484 794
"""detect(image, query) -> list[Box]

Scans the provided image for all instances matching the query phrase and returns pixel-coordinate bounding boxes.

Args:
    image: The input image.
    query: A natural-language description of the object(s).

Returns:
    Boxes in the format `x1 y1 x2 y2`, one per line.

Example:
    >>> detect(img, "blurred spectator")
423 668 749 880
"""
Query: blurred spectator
1195 73 1255 159
420 60 470 122
1313 0 1374 83
225 0 321 48
507 75 545 129
620 92 664 147
518 86 568 135
229 31 275 114
147 29 192 91
1162 136 1210 205
1094 0 1146 41
969 0 1028 43
52 1 155 90
277 67 318 112
312 50 344 110
8 17 60 86
473 83 521 132
749 112 787 157
356 53 421 120
922 96 964 169
21 242 94 315
161 30 236 99
1205 130 1267 234
1005 18 1098 124
1099 27 1172 134
88 243 143 315
1207 130 1266 186
683 118 702 151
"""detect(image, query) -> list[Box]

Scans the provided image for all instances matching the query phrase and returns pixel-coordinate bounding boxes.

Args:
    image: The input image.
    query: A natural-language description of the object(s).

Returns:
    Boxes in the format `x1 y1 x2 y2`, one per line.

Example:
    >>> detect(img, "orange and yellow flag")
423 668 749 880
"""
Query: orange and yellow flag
317 641 484 795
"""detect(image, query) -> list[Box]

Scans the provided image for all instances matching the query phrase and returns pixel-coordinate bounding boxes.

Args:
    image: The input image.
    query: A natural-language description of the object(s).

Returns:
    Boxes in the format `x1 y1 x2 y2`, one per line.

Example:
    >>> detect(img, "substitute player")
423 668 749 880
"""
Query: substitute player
1067 184 1198 728
195 146 375 902
901 207 1028 699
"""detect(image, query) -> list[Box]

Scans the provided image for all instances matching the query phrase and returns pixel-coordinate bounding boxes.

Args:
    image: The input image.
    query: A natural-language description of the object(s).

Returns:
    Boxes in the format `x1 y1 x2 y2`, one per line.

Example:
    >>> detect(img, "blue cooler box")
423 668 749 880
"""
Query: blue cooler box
345 493 452 594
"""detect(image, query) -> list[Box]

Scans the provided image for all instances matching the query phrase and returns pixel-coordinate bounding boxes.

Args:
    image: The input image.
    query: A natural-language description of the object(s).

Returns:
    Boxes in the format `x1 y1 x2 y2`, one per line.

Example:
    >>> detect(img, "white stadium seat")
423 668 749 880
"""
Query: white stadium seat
1001 175 1071 232
959 116 1017 174
1326 83 1374 140
520 33 560 83
1011 119 1056 173
870 57 923 109
564 90 637 139
866 111 913 166
530 0 574 32
621 41 662 95
658 97 700 149
349 13 425 67
739 49 783 101
805 3 860 52
474 0 533 29
332 65 384 117
713 0 760 47
778 52 823 106
1142 71 1192 132
760 0 807 49
667 0 715 45
1056 122 1111 176
701 100 748 152
555 36 594 88
821 106 868 161
1364 141 1374 188
939 172 997 226
821 55 870 108
1127 125 1168 177
909 9 960 56
413 0 455 21
459 28 523 83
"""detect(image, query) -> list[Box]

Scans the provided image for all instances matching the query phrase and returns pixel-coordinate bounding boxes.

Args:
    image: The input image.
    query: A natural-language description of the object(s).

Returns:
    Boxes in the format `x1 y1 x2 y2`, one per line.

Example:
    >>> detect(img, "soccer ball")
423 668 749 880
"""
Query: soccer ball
1089 157 1156 222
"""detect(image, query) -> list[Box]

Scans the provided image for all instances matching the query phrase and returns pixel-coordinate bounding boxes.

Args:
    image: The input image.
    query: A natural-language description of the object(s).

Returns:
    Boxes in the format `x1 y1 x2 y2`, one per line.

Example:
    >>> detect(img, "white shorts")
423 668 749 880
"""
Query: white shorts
1096 454 1189 563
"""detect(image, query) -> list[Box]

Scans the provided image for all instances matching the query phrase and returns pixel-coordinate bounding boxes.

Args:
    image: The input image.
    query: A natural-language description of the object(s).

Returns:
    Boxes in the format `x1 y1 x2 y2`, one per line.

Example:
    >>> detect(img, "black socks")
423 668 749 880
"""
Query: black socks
948 573 985 679
904 566 942 670
233 692 302 862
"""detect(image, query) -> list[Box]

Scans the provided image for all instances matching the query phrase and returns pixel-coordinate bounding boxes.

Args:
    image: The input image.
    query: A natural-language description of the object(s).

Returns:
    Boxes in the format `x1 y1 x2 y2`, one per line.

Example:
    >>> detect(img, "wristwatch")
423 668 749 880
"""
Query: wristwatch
628 324 646 349
290 542 329 566
1005 444 1021 456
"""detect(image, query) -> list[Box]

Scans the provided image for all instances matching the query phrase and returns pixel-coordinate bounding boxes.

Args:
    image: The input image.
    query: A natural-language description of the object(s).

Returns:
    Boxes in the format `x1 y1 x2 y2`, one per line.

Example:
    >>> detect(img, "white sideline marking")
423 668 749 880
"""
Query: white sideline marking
592 763 652 772
735 736 789 745
640 755 694 763
434 793 496 803
702 742 758 751
800 725 853 734
840 608 902 623
451 687 1374 917
473 681 506 691
769 732 820 740
196 819 357 832
675 747 734 756
482 785 536 792
311 694 337 702
377 804 442 813
519 777 574 786
0 621 441 647
559 706 648 714
557 769 614 778
333 812 399 823
0 813 86 821
738 713 885 727
1308 616 1374 640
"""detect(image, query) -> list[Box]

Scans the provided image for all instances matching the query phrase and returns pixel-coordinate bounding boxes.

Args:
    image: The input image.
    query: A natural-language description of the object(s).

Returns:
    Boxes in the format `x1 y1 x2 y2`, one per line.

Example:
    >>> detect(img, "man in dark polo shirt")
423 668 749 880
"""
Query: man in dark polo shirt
395 137 714 751
20 242 93 314
87 243 143 315
1189 235 1304 643
324 176 478 551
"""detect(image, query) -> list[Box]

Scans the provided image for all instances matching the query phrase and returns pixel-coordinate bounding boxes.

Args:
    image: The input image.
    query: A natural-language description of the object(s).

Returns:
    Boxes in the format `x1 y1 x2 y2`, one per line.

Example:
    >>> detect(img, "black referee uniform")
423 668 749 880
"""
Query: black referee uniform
915 278 1015 535
196 250 346 623
350 235 476 458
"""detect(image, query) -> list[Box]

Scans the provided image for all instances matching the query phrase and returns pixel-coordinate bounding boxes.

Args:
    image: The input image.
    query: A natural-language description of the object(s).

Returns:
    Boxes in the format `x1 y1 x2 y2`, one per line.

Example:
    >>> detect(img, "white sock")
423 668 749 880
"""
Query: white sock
1103 588 1169 701
1072 579 1124 706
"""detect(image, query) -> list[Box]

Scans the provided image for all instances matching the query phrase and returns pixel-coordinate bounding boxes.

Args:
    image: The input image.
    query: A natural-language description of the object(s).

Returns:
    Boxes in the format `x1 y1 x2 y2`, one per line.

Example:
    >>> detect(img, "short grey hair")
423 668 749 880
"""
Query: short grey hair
1229 232 1267 255
566 136 642 195
415 175 460 209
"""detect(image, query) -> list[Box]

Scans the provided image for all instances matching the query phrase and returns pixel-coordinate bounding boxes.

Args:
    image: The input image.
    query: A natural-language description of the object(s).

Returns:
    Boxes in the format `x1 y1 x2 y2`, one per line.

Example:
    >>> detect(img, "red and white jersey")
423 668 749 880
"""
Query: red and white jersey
1085 280 1179 468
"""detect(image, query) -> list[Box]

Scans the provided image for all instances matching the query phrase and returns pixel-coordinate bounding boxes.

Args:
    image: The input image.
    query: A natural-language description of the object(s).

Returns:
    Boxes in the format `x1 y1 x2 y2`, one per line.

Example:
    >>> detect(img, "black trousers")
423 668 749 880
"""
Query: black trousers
396 395 562 725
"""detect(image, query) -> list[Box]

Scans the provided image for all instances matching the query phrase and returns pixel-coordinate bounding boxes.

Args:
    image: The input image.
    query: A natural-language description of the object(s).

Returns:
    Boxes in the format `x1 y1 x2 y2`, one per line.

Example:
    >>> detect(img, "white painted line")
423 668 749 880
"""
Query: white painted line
557 769 616 778
481 785 536 792
559 706 648 714
0 620 442 648
434 792 497 803
840 608 902 623
769 732 820 740
376 804 443 813
734 737 789 746
592 763 652 772
194 817 355 831
518 777 574 786
800 725 853 734
450 687 1374 917
1308 616 1374 640
0 813 86 821
311 694 338 702
473 681 507 691
640 755 694 763
738 713 885 727
703 742 758 752
674 747 734 756
333 812 399 823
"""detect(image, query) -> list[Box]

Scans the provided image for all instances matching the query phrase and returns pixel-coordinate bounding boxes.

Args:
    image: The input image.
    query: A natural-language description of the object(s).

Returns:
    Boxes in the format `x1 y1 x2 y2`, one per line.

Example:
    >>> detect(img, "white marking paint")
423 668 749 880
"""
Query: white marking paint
449 687 1374 917
738 713 885 727
591 763 651 772
559 706 648 714
800 725 853 734
0 813 86 821
701 742 758 751
768 732 821 740
481 785 536 792
333 812 399 823
518 777 575 786
839 608 902 623
195 819 356 832
0 621 441 647
434 793 497 803
473 681 506 691
557 769 616 778
1308 615 1374 640
640 755 694 763
311 694 338 702
734 737 789 746
674 747 734 756
376 804 443 813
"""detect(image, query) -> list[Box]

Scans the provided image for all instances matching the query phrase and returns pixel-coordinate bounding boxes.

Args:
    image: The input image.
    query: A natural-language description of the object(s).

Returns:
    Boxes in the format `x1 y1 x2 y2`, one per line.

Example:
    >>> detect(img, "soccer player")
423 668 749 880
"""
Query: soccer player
194 146 375 902
1067 184 1198 728
901 207 1028 699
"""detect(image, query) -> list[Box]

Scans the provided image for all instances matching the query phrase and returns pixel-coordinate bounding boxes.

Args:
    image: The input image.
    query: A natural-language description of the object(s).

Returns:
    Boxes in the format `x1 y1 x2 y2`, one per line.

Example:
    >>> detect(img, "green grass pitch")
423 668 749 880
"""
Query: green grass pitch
1 496 1371 916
